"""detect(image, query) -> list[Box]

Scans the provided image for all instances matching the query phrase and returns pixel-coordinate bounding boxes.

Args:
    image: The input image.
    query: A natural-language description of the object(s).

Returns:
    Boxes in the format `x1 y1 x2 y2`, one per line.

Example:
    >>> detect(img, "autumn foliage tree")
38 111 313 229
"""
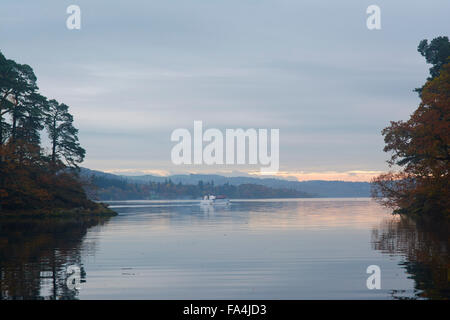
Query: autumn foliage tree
372 37 450 219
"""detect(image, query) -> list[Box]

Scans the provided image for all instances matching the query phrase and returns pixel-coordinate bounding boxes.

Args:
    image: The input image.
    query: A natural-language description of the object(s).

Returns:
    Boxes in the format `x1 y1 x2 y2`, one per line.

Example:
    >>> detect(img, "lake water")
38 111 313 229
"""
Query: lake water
0 198 448 299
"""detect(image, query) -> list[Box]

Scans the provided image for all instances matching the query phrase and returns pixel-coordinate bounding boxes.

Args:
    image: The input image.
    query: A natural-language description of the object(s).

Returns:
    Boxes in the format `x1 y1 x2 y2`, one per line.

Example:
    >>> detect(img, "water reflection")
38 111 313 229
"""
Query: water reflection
109 199 389 231
372 216 450 299
0 217 111 300
1 200 448 299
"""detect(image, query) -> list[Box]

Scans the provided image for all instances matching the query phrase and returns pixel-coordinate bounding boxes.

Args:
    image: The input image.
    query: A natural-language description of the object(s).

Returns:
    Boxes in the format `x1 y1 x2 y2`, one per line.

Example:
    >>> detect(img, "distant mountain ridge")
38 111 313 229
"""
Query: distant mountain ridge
80 168 372 198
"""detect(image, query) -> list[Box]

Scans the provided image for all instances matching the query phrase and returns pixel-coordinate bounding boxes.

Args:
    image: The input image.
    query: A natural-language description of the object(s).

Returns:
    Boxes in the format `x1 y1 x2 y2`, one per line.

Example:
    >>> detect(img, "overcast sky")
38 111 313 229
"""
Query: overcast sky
1 0 449 181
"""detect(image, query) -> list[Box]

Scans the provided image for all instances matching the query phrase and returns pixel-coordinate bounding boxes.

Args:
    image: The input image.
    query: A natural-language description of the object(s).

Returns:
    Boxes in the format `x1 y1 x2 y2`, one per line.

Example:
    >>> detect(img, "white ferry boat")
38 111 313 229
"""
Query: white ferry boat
200 195 230 206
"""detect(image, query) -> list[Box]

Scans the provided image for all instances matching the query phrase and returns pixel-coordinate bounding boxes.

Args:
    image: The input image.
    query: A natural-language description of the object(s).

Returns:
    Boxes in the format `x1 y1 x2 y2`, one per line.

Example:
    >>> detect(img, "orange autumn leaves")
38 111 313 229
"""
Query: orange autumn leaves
372 63 450 218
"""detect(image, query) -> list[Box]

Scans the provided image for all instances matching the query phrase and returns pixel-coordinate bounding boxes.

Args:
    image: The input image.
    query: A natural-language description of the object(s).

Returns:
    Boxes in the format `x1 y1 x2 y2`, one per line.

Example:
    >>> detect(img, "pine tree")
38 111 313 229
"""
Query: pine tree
45 100 85 168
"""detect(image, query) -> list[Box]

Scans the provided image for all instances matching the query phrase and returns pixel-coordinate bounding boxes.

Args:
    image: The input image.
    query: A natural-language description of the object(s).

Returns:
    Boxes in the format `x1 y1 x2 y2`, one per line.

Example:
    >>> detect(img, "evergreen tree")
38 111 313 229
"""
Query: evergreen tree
415 36 450 94
45 100 85 168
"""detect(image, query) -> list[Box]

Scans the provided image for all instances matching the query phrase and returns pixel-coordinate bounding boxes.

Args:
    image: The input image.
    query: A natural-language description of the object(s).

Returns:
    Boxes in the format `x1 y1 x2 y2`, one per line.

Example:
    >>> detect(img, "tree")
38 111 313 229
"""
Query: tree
0 52 44 159
15 93 47 145
45 100 85 168
0 50 110 215
13 93 48 163
372 62 450 218
0 52 17 146
7 62 39 144
418 36 450 80
415 36 450 94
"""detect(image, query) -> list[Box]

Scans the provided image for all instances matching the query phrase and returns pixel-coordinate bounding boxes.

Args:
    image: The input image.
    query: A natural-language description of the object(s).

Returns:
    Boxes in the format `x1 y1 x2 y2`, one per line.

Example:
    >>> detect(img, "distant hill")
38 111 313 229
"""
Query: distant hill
129 174 371 197
80 168 372 198
80 169 312 200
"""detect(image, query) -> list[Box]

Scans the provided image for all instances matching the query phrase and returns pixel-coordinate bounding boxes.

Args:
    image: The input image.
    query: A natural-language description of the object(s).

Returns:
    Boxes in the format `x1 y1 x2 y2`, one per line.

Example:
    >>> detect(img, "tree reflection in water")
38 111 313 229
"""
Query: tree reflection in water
372 216 450 299
0 217 111 300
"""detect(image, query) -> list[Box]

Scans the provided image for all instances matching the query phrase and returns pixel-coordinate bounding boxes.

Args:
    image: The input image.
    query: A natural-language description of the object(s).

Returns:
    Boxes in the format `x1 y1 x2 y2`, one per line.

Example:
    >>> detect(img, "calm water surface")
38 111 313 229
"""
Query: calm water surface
0 199 448 299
